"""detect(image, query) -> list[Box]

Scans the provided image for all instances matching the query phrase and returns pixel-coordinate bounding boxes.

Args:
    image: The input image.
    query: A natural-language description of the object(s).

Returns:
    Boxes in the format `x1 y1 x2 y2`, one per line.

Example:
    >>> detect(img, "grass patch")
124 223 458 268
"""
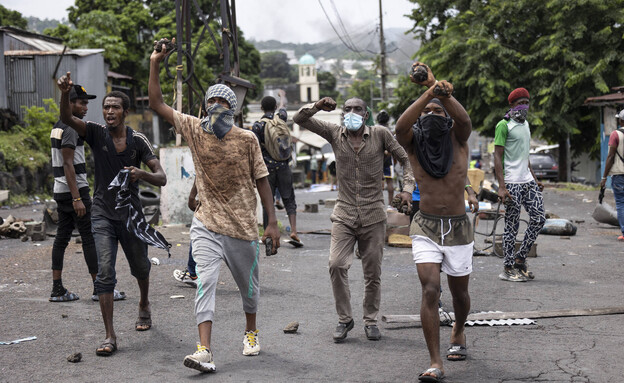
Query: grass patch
548 182 599 191
258 220 286 237
1 193 51 207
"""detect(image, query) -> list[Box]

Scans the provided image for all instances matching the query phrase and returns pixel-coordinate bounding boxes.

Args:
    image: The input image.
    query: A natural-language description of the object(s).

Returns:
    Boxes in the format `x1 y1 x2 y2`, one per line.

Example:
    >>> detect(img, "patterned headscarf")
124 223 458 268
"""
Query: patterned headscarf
205 84 237 111
200 84 237 140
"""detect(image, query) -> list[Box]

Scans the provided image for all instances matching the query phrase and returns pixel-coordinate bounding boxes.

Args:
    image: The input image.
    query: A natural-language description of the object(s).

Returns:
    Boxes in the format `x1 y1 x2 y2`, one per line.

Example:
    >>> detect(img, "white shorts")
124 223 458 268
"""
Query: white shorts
411 234 474 277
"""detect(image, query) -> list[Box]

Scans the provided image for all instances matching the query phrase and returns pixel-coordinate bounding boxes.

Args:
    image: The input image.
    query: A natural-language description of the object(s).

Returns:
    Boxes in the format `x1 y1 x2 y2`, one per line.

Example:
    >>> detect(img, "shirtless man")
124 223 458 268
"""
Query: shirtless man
395 62 473 383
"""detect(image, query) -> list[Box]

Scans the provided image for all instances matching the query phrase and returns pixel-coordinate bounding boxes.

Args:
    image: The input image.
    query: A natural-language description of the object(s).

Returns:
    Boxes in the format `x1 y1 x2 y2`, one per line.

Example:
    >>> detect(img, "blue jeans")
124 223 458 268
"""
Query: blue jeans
92 215 150 294
612 175 624 235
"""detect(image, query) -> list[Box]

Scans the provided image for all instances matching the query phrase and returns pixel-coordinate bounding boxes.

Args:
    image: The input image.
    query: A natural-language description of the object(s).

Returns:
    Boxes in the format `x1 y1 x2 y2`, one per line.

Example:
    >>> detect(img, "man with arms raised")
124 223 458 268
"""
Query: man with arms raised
395 62 473 382
294 96 414 343
57 73 167 356
149 39 280 373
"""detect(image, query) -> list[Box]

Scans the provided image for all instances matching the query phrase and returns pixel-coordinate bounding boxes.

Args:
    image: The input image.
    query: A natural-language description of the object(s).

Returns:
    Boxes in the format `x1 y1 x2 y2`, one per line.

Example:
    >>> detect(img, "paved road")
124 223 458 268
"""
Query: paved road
0 187 621 382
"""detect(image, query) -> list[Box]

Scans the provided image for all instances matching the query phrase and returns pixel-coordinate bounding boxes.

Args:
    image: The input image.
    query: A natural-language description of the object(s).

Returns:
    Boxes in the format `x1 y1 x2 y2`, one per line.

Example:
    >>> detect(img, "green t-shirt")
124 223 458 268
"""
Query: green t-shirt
494 119 533 183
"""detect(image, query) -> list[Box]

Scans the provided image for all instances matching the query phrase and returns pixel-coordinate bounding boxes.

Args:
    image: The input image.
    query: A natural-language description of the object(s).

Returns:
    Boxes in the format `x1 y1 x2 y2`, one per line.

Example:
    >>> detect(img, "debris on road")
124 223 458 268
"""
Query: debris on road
383 306 624 327
0 215 27 239
539 219 577 236
0 336 37 345
283 321 299 333
67 352 82 363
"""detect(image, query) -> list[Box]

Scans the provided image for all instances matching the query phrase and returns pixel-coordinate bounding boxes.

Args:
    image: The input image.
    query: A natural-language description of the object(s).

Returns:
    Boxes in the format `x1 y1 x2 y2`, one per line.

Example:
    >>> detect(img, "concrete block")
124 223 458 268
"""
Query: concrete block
324 199 337 208
304 203 319 213
0 190 8 202
25 221 46 241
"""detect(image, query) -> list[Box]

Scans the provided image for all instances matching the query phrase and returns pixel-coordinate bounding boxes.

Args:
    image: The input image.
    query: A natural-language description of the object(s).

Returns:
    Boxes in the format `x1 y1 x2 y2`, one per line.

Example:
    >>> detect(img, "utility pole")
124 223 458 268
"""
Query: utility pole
175 0 184 146
220 0 231 75
378 0 387 102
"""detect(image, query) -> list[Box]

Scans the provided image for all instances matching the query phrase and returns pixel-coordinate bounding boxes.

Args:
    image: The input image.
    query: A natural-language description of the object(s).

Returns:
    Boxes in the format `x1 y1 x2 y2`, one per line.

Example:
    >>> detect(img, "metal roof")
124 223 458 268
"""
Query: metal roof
2 27 103 57
4 49 104 57
7 32 64 52
584 91 624 106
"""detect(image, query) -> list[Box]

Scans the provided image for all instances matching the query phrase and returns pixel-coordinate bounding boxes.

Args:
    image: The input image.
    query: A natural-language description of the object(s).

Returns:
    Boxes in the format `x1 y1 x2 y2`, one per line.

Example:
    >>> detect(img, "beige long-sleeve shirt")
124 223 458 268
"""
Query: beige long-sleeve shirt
294 103 415 227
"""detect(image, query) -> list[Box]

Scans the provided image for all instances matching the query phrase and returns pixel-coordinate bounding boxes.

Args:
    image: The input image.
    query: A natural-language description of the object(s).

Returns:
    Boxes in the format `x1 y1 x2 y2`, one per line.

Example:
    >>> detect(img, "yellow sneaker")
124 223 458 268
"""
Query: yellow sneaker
243 330 260 356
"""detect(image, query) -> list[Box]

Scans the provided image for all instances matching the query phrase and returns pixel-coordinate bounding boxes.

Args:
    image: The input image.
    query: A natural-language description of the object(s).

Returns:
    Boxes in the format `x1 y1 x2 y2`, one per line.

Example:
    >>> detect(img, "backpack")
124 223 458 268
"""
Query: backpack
261 114 292 161
616 129 624 163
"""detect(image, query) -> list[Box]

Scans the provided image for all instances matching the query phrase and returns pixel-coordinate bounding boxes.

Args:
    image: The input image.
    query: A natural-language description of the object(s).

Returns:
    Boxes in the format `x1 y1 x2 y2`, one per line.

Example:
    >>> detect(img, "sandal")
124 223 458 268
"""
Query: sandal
288 234 304 248
418 367 444 382
136 309 152 331
446 334 467 361
49 290 79 302
91 289 127 302
96 338 117 356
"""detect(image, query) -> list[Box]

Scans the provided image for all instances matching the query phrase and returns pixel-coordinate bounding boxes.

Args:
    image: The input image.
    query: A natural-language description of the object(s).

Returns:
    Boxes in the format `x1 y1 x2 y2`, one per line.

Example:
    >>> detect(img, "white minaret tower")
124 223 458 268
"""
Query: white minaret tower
298 53 319 103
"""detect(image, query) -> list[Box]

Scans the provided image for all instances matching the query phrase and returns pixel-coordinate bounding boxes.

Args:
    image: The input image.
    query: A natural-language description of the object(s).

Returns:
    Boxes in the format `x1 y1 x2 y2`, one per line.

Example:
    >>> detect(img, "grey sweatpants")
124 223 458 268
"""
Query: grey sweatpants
190 217 260 325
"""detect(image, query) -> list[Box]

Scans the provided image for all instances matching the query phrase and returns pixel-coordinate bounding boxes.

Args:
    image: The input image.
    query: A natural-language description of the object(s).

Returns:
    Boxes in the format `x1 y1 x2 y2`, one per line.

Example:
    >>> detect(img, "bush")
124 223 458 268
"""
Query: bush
0 99 58 172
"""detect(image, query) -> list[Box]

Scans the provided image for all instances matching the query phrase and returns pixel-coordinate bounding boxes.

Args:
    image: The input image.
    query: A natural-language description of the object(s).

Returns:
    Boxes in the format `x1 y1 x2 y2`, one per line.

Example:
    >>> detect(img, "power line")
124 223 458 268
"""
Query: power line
329 0 360 53
317 0 364 58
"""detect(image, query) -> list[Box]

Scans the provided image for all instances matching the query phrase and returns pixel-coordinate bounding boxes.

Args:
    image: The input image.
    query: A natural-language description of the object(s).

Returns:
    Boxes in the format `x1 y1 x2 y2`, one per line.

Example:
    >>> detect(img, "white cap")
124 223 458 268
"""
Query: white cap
616 110 624 120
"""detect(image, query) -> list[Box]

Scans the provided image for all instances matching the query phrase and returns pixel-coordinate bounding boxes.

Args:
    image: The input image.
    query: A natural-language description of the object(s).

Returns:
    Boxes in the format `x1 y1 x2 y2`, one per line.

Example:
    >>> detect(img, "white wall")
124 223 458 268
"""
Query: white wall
159 146 196 225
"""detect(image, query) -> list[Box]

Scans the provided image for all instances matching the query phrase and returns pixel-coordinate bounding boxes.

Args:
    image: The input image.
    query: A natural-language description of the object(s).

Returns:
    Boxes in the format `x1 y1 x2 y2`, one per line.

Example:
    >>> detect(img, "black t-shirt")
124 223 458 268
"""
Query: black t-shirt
84 122 156 220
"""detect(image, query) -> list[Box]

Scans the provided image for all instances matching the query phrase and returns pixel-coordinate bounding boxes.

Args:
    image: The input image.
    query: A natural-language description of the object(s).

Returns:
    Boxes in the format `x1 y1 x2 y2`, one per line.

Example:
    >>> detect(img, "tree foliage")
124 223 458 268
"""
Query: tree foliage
397 0 624 158
44 0 262 112
318 71 339 100
0 100 59 172
0 4 28 29
260 51 291 79
348 79 381 108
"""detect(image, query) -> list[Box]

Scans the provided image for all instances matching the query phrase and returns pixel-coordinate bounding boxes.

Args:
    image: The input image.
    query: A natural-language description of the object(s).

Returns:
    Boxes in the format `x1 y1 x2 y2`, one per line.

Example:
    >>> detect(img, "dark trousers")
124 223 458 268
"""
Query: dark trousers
51 198 98 275
263 165 297 228
188 242 197 277
92 216 150 294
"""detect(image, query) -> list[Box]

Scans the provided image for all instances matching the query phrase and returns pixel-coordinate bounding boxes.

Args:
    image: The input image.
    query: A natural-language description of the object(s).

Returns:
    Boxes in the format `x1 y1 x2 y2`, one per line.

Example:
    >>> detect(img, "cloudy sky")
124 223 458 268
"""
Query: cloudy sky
1 0 415 44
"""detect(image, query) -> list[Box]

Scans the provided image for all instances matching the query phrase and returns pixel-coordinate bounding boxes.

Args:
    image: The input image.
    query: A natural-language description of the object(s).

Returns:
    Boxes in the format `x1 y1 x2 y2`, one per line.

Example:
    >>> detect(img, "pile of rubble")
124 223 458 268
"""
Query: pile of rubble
0 215 44 240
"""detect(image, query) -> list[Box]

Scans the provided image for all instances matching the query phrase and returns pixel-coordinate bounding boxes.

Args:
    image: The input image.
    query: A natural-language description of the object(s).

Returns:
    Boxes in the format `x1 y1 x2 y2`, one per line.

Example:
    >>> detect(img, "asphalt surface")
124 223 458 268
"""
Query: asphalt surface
0 186 622 382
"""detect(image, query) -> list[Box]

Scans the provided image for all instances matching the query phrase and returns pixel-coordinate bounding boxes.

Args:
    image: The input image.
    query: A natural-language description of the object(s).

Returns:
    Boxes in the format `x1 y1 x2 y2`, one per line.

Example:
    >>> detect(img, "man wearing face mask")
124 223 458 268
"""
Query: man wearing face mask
149 39 281 373
293 97 414 343
395 62 473 383
494 88 545 283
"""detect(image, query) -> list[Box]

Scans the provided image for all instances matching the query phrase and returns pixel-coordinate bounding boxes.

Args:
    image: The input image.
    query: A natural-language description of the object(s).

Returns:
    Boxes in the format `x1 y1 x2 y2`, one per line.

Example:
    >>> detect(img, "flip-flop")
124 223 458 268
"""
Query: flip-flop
446 334 467 361
136 309 152 331
49 291 79 302
418 367 444 382
96 338 117 356
288 235 304 248
91 290 127 302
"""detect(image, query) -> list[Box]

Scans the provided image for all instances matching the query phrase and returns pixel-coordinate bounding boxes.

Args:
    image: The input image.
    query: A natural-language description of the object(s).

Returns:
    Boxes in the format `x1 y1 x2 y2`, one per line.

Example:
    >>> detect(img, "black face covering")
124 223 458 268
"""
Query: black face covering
411 113 454 178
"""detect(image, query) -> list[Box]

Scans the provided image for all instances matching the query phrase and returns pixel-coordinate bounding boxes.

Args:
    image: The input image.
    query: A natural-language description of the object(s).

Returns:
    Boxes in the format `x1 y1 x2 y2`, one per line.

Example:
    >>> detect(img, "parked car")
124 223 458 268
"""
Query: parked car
529 153 559 181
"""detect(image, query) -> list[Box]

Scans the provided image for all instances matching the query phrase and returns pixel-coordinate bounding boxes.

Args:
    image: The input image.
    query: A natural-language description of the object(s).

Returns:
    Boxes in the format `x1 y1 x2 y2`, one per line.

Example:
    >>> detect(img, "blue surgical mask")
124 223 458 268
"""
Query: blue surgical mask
344 112 363 131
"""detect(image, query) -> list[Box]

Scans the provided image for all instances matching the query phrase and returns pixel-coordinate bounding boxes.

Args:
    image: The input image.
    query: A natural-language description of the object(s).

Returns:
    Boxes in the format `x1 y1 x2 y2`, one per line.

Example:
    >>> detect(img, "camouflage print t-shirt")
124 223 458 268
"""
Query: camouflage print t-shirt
173 111 269 241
